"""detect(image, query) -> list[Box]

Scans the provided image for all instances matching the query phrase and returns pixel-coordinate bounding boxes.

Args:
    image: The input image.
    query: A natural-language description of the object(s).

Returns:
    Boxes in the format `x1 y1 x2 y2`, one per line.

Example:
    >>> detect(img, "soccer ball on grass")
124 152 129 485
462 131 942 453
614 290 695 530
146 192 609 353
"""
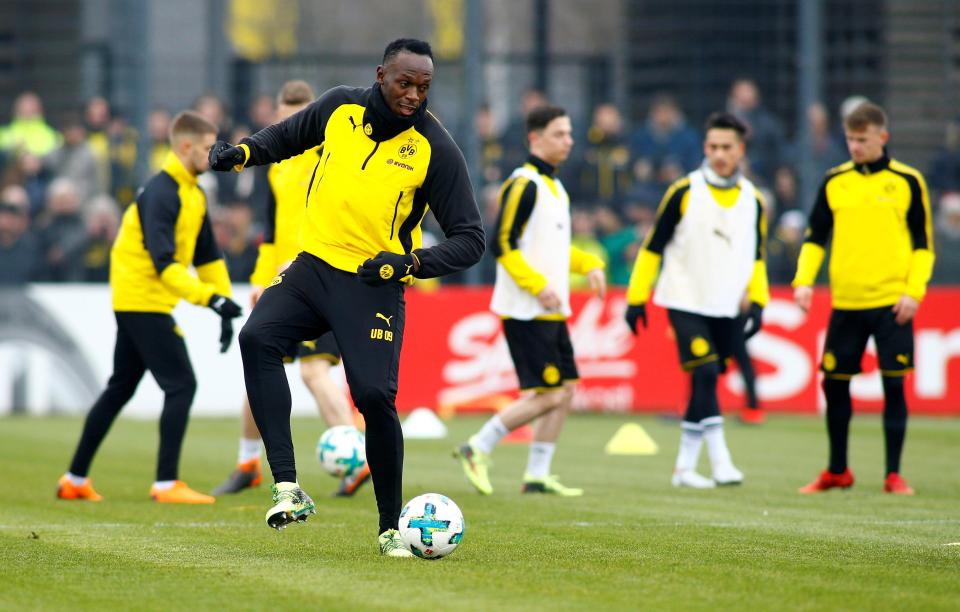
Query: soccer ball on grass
399 493 465 559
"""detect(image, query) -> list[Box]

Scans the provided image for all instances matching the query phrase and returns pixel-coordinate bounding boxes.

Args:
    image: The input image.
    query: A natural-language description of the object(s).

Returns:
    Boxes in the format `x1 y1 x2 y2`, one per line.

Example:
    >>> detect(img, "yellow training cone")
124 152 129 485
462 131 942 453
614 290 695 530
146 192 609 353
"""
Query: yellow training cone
605 423 659 455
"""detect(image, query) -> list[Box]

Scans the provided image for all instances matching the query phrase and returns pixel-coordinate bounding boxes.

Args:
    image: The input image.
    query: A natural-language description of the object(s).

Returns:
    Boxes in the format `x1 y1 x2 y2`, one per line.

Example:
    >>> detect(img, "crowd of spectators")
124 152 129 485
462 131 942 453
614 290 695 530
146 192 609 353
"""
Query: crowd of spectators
2 81 959 288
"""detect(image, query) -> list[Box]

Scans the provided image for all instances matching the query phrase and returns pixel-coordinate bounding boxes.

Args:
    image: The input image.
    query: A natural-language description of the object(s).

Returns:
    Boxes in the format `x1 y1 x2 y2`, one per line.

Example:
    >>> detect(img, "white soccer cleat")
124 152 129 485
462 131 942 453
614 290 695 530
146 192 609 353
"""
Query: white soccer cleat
712 463 744 486
671 469 716 489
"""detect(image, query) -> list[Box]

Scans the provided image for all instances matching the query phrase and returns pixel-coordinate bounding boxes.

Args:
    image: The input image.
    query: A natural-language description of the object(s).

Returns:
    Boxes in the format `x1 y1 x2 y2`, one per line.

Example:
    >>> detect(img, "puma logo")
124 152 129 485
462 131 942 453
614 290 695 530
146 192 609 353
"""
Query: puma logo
896 354 909 365
403 264 413 276
376 313 394 327
348 116 360 132
713 228 732 245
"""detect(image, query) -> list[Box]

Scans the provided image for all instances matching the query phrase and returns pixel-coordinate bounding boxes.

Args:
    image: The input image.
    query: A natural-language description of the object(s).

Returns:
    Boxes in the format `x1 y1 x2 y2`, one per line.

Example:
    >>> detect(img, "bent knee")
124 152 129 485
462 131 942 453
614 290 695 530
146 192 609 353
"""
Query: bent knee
352 385 396 414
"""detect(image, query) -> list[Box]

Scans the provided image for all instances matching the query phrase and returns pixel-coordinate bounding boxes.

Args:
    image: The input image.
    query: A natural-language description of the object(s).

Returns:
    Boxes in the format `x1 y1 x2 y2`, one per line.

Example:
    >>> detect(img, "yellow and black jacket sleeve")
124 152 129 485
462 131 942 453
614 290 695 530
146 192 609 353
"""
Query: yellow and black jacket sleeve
249 181 278 287
902 170 935 300
491 177 547 294
747 193 770 306
792 179 831 287
193 213 232 298
139 182 220 306
626 179 689 305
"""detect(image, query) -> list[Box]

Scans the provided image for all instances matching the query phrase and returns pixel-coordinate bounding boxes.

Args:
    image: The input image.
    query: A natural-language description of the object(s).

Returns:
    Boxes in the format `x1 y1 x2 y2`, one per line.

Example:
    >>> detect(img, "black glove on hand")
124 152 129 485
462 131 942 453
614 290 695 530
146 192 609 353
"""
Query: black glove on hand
219 317 234 354
208 141 245 172
357 252 417 286
209 294 242 319
624 303 647 335
743 302 764 340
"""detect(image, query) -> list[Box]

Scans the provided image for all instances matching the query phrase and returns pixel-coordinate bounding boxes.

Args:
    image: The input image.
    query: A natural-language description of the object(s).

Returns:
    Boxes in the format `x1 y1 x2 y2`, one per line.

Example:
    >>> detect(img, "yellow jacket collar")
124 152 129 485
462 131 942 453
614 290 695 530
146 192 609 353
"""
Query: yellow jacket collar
162 152 198 186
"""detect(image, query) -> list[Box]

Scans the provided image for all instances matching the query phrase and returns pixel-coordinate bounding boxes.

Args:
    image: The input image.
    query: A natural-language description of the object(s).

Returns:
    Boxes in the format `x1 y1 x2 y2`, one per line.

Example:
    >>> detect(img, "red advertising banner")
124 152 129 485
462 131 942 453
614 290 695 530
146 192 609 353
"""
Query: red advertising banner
396 287 960 415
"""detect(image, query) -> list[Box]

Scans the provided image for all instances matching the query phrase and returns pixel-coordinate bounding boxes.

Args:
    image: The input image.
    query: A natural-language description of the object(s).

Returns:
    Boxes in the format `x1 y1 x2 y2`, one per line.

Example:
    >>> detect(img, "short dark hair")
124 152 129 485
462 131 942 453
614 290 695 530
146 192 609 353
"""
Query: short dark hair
526 105 567 133
169 110 218 142
382 38 433 64
704 111 748 139
845 102 887 131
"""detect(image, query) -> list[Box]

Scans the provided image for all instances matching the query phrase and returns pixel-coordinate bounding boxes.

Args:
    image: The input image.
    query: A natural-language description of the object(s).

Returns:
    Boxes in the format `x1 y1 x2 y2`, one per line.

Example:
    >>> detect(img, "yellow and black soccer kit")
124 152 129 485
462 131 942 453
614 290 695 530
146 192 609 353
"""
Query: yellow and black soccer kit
627 172 768 424
249 146 341 365
234 84 484 533
68 152 233 482
793 153 934 475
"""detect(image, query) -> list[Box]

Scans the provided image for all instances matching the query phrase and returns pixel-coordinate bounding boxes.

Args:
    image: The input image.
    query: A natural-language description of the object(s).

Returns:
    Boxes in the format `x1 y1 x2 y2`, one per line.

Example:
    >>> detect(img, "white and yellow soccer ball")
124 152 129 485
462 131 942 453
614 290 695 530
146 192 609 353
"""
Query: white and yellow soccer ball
398 493 465 560
315 425 366 478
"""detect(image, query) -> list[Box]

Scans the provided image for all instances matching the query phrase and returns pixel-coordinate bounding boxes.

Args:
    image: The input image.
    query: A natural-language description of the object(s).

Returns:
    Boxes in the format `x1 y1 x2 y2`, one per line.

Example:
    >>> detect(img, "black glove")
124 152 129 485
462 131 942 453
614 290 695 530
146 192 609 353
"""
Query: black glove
219 317 234 353
208 140 246 172
357 251 417 286
743 302 764 340
624 303 647 335
209 294 242 319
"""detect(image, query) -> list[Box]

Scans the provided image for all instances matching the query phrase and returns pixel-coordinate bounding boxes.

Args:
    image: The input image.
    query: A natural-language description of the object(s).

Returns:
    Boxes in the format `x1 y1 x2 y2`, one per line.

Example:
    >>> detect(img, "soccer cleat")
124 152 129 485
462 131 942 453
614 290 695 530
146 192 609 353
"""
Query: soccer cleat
883 472 915 495
335 463 371 497
671 469 716 489
378 529 414 557
738 407 766 425
265 482 315 530
56 475 103 501
453 442 493 495
798 468 855 493
521 474 584 497
712 463 744 486
151 481 215 504
211 458 263 496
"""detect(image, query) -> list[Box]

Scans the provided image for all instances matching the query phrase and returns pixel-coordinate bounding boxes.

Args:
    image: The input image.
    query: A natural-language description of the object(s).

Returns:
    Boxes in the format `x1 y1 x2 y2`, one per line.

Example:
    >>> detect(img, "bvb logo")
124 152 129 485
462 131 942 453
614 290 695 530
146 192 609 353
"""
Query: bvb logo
823 351 837 372
690 336 710 357
542 364 561 385
364 123 373 136
379 264 394 280
398 142 417 159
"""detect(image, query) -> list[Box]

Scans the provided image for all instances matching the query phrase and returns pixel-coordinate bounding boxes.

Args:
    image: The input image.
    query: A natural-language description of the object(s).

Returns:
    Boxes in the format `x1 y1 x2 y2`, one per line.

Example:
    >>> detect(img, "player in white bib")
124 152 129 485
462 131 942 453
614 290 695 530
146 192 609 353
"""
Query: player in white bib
625 112 769 488
455 105 606 496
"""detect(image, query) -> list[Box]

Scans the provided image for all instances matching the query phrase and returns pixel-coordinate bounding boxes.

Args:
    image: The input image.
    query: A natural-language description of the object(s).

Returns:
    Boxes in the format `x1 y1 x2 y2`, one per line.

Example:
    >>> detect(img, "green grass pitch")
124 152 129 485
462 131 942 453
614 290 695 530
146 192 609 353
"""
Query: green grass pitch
1 413 958 611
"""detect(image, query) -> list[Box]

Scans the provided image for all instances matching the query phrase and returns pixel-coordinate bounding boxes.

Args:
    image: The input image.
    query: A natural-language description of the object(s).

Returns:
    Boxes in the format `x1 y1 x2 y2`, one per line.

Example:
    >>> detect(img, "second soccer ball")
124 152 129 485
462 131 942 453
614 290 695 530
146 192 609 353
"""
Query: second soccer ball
316 425 366 478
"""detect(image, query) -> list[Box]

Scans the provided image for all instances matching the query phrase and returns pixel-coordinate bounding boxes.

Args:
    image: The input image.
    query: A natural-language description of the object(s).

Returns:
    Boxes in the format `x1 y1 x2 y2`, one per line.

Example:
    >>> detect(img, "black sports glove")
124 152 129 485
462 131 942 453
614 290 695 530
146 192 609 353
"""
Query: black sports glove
209 294 242 319
624 303 647 335
208 140 246 172
743 302 764 340
357 251 417 286
219 317 234 353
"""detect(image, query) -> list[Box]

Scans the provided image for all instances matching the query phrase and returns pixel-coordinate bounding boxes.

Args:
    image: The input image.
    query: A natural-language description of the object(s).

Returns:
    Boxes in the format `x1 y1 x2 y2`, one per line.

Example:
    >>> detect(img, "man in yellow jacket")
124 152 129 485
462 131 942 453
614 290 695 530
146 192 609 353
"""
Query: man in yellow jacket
57 111 242 504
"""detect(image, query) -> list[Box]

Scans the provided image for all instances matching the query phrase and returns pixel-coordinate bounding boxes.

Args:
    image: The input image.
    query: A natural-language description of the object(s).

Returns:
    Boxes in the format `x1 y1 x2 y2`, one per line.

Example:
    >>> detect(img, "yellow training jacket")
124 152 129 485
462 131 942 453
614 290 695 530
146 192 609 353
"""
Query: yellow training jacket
793 154 935 309
110 152 232 313
249 146 323 286
237 84 484 279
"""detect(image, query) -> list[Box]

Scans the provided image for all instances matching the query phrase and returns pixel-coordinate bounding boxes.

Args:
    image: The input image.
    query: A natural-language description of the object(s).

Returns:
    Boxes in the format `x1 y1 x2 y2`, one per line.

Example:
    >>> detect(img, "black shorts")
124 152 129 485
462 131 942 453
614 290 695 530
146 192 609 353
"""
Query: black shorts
667 309 737 372
502 319 579 391
821 307 914 378
283 331 341 365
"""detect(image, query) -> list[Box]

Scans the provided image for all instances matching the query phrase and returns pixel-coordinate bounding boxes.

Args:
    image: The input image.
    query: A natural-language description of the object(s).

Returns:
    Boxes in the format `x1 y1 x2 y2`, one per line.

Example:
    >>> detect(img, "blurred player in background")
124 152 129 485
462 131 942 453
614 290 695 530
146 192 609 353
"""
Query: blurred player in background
794 102 934 495
212 80 370 498
454 105 606 497
625 112 769 488
208 38 484 556
57 111 242 504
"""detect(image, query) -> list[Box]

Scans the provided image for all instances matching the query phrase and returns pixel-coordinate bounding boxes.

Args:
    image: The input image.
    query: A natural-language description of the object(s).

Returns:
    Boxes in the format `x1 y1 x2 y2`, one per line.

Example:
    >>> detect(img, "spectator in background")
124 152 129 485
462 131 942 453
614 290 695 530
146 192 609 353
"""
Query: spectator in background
0 185 39 284
475 105 504 184
500 89 550 173
0 92 61 157
193 93 231 140
772 166 799 216
214 203 258 282
727 79 784 184
2 151 51 217
84 96 113 186
46 113 106 205
630 93 701 183
931 192 960 284
247 94 276 131
569 208 608 290
767 209 806 284
147 108 172 174
929 116 960 194
571 103 632 209
80 195 121 282
786 102 846 180
594 205 643 286
106 112 139 206
35 178 87 281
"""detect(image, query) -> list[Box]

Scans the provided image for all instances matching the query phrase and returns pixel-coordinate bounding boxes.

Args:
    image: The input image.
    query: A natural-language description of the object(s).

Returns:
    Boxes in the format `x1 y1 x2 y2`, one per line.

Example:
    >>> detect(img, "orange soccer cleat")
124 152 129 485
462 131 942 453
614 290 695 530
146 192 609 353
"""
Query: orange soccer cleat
151 481 215 504
798 468 855 493
56 475 103 501
883 472 915 495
